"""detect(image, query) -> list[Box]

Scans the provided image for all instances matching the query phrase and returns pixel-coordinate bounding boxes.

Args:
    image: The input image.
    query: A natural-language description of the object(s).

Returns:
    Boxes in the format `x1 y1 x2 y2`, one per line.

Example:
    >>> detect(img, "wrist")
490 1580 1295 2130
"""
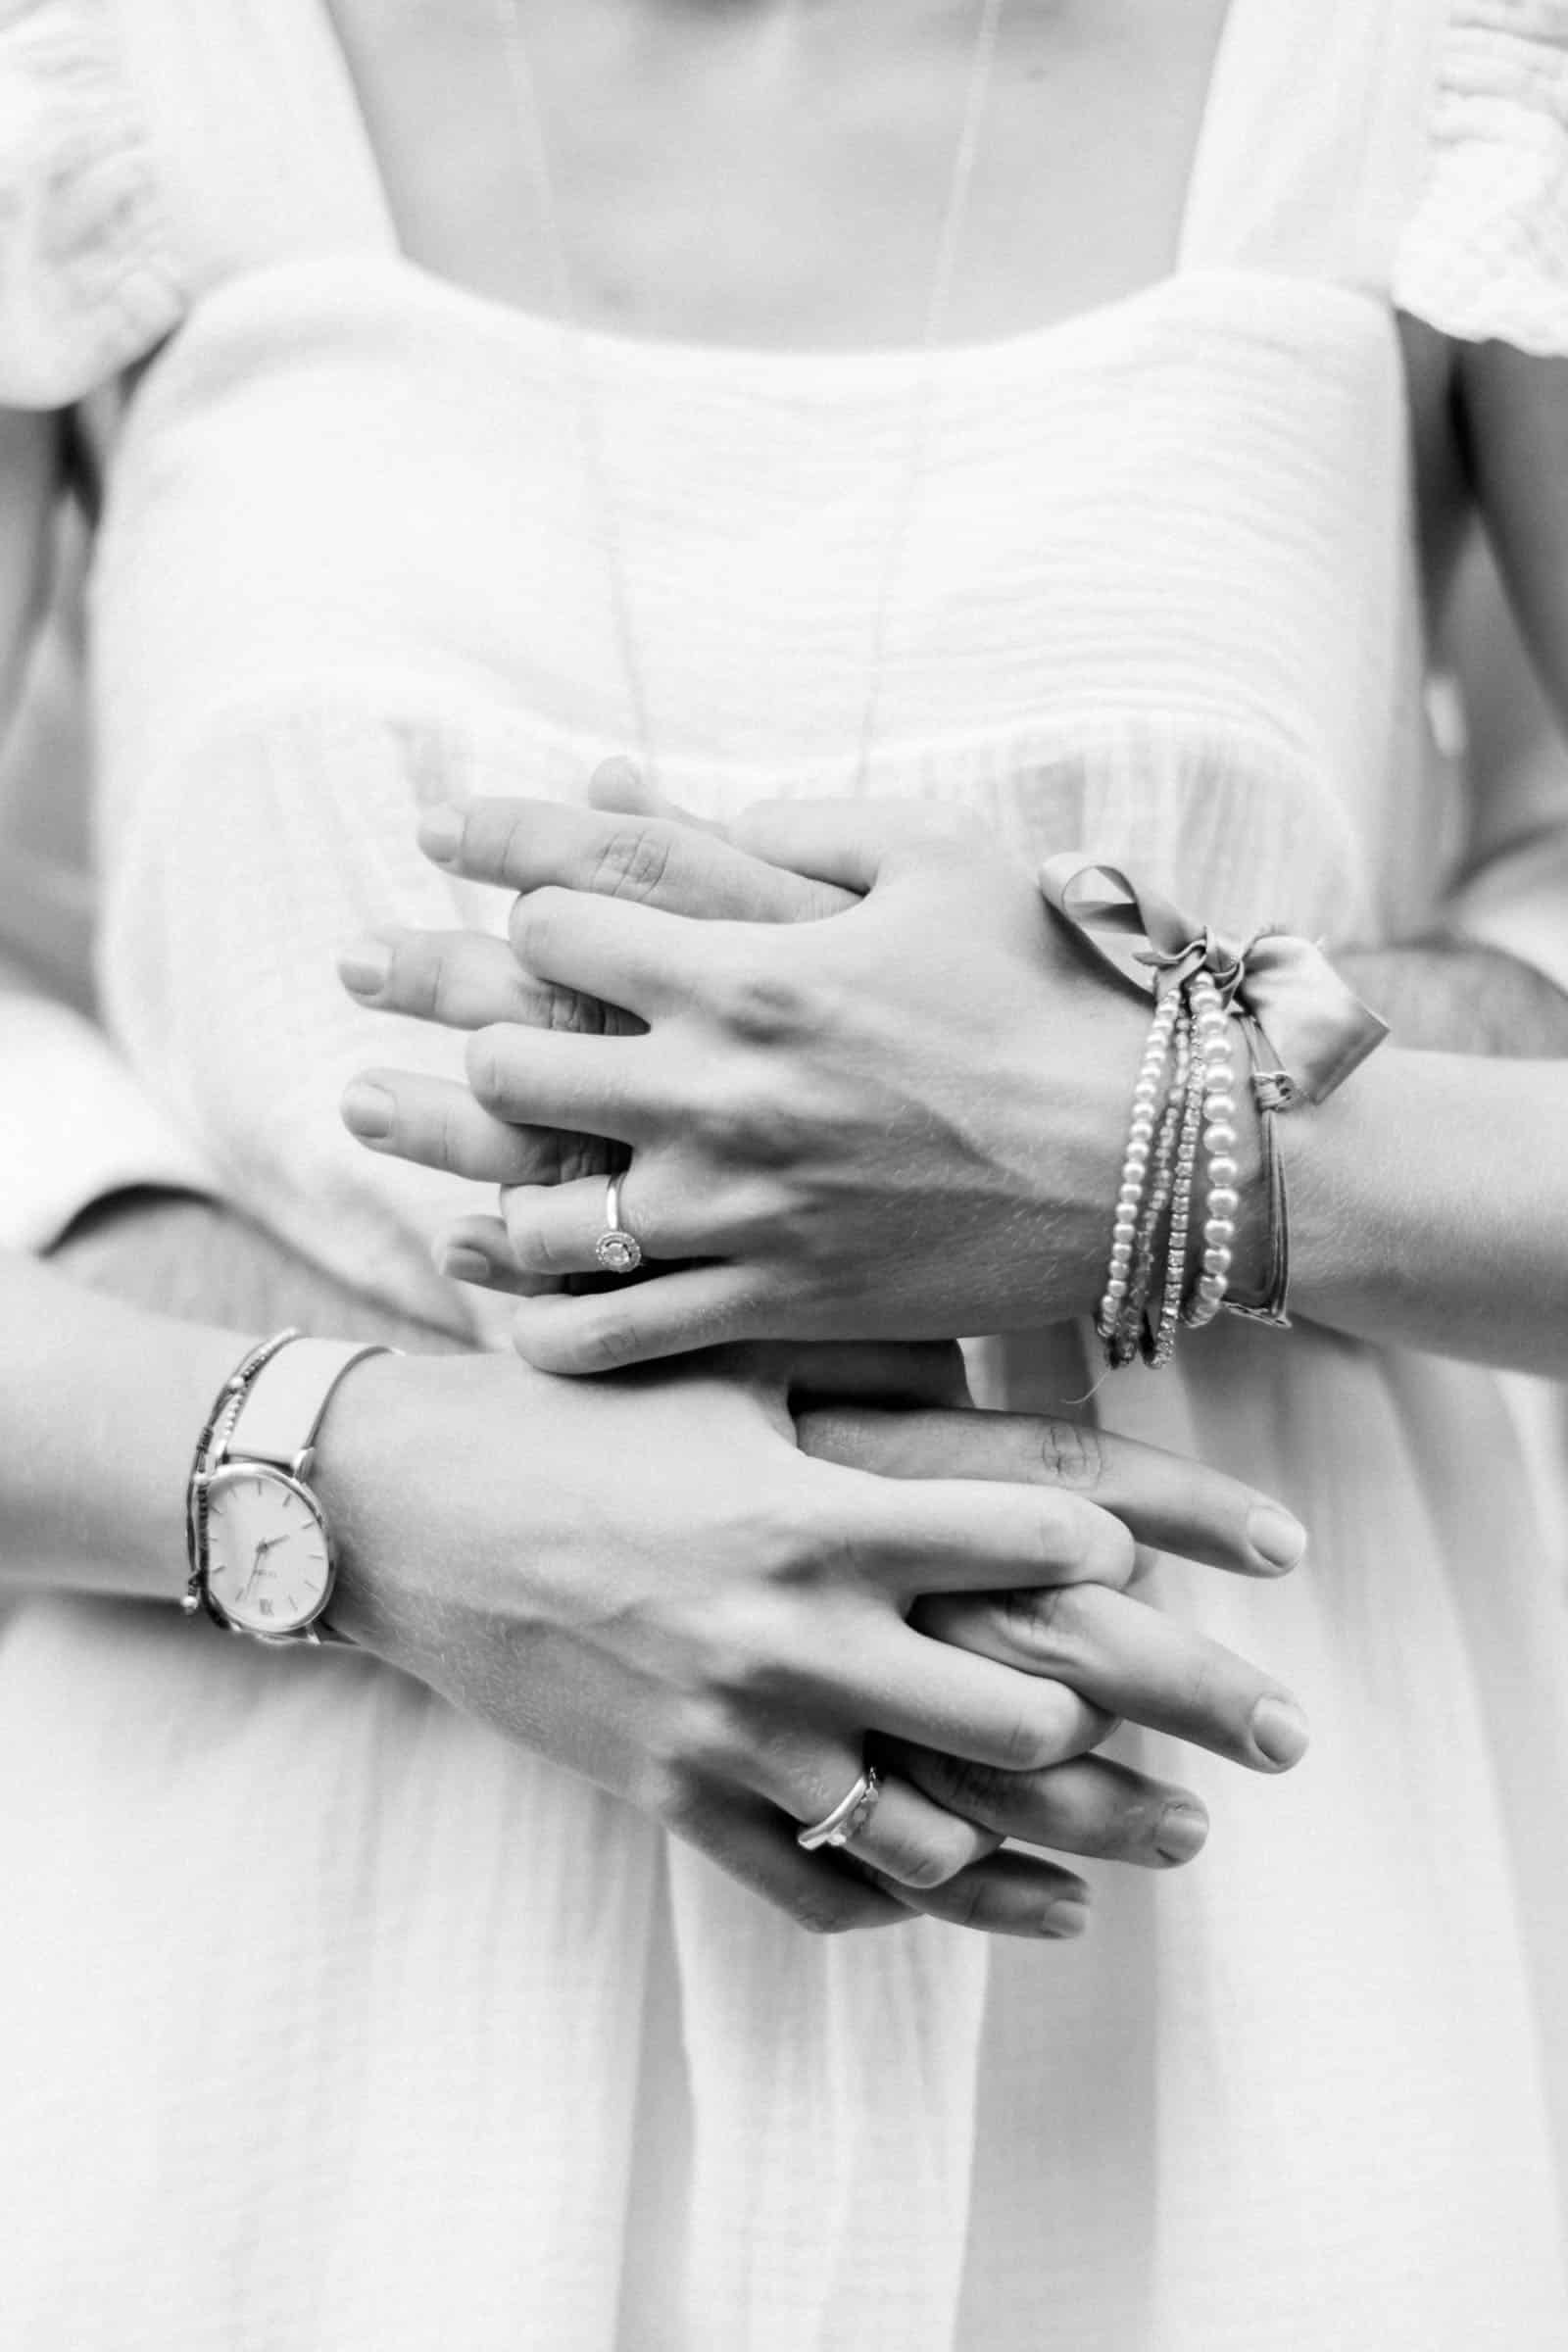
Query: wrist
1187 1064 1269 1310
100 1313 261 1604
307 1349 433 1657
1274 1042 1396 1326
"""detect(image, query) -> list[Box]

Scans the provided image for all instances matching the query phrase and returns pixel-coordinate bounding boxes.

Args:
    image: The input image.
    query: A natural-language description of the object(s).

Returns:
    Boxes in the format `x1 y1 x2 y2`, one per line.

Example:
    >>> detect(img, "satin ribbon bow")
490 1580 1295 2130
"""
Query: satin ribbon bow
1038 856 1389 1107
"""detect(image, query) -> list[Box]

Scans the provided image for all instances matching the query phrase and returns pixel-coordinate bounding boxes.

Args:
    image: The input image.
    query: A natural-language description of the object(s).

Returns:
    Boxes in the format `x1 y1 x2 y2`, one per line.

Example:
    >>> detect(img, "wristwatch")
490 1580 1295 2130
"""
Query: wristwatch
197 1336 392 1645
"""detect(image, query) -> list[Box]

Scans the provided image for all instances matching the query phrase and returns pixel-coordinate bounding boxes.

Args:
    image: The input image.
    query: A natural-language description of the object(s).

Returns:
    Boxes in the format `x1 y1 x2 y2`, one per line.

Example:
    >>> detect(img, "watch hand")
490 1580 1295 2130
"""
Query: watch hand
239 1536 282 1602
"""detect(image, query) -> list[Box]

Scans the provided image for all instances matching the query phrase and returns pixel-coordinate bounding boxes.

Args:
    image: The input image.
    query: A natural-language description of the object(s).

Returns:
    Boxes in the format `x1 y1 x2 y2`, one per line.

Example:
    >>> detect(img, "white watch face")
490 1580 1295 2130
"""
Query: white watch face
204 1465 331 1636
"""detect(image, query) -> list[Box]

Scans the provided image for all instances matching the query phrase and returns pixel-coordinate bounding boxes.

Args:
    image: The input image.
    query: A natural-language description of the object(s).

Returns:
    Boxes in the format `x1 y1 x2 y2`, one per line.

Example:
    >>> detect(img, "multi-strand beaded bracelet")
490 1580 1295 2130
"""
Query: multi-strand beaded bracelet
1039 856 1393 1376
1100 966 1248 1369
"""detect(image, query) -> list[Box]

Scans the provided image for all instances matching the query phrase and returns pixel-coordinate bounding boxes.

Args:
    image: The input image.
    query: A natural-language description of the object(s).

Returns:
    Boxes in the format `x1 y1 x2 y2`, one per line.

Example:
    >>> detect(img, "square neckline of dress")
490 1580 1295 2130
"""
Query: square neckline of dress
280 0 1380 379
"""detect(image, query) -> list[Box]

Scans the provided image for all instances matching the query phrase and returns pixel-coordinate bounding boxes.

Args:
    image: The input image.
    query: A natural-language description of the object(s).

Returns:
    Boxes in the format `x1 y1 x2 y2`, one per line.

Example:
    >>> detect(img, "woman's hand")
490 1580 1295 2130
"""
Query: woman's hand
314 1339 1307 1939
342 794 1151 1374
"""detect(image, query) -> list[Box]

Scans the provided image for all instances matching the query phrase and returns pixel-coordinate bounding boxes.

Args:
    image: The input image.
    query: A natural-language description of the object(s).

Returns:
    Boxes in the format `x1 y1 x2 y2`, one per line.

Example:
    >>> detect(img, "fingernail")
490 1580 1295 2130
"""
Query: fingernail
1155 1802 1209 1864
1247 1503 1308 1572
340 1080 394 1143
440 1246 490 1285
336 939 392 997
1250 1696 1310 1770
1039 1894 1091 1939
417 805 465 866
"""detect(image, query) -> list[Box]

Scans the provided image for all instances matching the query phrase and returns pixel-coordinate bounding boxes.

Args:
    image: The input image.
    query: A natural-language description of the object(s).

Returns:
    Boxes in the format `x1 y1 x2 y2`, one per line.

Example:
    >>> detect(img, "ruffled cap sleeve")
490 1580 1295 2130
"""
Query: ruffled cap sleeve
1396 0 1568 354
0 0 182 408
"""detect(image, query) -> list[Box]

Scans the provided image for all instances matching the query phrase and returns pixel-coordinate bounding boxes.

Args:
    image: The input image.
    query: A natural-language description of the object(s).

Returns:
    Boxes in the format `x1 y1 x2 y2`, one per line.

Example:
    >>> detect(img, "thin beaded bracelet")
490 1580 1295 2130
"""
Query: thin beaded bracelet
182 1329 300 1614
1222 1015 1294 1327
1096 975 1253 1370
1118 1009 1190 1367
1097 989 1181 1346
1058 856 1387 1373
1149 1017 1207 1366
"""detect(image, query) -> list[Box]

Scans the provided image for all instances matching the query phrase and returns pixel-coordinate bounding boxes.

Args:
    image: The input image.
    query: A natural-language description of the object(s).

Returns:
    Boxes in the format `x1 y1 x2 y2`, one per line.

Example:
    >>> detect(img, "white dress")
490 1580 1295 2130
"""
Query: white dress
3 2 1568 2345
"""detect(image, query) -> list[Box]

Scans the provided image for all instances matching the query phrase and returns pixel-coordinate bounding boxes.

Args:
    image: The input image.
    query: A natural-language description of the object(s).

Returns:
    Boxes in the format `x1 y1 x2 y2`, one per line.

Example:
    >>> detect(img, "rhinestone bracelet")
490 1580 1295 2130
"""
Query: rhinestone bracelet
1097 990 1182 1352
1150 1014 1208 1366
182 1329 300 1614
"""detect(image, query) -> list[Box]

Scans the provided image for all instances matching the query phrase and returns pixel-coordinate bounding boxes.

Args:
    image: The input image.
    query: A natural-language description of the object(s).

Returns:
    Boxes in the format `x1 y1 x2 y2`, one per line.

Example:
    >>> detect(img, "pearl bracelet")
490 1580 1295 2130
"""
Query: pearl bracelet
1096 974 1256 1372
1183 972 1243 1332
1054 858 1388 1373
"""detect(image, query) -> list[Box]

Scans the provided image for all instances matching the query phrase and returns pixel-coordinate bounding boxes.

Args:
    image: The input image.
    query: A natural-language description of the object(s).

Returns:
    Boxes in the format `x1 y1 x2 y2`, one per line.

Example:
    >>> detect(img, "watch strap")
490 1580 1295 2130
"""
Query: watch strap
222 1337 392 1475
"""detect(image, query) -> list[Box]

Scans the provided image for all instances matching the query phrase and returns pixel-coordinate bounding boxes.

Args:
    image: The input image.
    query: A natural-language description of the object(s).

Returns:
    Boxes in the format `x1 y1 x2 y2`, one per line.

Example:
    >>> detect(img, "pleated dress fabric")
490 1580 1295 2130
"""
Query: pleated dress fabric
3 0 1568 2344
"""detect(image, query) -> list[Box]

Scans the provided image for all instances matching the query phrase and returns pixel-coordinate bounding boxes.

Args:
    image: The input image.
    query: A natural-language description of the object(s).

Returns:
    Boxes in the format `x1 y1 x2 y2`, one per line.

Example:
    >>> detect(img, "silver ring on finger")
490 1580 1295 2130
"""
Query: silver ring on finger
595 1172 644 1277
797 1764 881 1852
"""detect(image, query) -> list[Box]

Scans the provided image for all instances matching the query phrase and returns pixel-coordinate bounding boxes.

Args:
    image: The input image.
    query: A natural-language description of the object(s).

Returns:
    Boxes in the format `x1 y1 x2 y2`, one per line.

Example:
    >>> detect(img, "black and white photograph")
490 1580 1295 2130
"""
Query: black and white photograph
3 2 1567 2344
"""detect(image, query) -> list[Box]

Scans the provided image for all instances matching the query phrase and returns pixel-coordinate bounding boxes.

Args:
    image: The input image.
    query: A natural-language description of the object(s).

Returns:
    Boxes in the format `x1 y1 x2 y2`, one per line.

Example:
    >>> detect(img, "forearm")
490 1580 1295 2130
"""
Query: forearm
1 1246 252 1600
1338 943 1568 1056
9 1196 467 1603
1286 1048 1568 1375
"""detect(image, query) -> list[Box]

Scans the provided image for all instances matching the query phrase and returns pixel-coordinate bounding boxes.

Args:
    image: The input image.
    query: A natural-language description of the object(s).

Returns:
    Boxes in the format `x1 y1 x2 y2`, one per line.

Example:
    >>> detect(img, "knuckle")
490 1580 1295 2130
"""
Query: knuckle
542 982 606 1038
858 1815 962 1891
588 824 675 906
786 1886 865 1936
422 944 464 1024
464 1026 513 1111
930 1868 993 1933
993 1704 1065 1775
785 1505 884 1599
509 890 566 977
737 1481 826 1589
571 1316 641 1375
641 1758 708 1832
913 1748 1006 1824
383 937 440 1021
683 1077 744 1157
1035 1417 1109 1494
1001 1585 1081 1676
664 1695 745 1781
697 1599 796 1708
432 1089 472 1176
1127 1542 1160 1592
649 1693 747 1778
1077 1508 1138 1586
721 1078 810 1169
892 1841 967 1893
555 1131 614 1186
711 954 820 1047
498 811 534 885
501 1204 564 1277
502 1129 570 1186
